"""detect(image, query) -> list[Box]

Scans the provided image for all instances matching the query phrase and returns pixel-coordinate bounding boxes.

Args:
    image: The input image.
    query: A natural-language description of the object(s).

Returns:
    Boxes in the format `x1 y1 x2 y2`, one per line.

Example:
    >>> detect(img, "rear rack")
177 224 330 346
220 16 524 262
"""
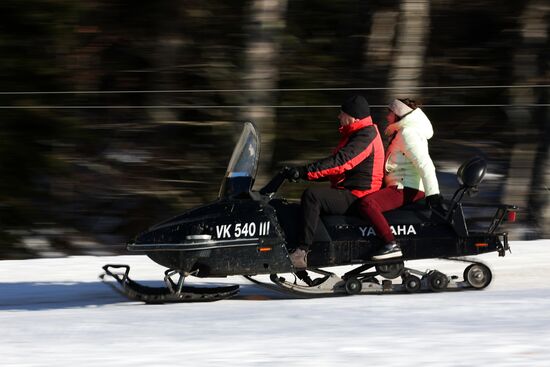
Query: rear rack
460 203 518 234
446 200 518 237
446 178 519 237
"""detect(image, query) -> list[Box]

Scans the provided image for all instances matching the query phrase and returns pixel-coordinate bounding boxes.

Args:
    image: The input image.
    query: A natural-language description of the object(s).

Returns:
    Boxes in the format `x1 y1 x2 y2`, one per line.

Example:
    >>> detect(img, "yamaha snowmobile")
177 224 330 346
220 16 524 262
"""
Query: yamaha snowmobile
101 122 517 303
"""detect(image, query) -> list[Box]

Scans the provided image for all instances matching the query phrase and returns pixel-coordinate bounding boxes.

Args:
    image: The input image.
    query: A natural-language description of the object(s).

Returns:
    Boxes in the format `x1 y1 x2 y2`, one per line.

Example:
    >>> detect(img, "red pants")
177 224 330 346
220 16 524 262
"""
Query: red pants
357 186 425 243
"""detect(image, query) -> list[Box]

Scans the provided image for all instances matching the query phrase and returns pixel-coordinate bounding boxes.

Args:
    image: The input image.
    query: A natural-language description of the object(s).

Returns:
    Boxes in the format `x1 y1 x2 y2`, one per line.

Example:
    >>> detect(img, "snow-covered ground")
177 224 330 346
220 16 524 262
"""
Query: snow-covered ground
1 240 549 367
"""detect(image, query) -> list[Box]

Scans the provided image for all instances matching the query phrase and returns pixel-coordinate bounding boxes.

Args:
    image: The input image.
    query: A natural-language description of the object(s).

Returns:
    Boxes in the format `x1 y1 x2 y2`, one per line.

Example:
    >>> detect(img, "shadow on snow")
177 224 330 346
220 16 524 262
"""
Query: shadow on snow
0 280 292 311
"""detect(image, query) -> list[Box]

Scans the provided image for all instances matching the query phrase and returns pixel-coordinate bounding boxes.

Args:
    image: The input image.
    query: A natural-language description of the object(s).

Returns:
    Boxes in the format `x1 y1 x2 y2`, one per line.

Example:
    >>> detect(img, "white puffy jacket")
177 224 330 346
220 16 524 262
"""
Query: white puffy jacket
384 108 440 196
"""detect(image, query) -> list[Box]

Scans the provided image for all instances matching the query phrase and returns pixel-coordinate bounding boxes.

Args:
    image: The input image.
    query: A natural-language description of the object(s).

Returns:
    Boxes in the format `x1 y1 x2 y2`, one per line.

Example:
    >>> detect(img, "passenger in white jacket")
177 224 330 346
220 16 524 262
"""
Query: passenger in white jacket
357 98 444 260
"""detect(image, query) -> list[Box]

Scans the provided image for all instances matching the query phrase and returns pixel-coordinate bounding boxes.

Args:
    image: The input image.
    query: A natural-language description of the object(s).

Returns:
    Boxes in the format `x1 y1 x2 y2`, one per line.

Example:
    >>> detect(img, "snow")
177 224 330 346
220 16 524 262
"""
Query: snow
1 240 549 367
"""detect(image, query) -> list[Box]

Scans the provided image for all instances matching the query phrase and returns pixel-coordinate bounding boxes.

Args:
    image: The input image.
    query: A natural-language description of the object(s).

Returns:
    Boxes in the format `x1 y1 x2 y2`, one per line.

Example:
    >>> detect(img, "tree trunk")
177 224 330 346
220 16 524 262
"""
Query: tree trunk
365 9 399 70
147 2 185 124
240 0 287 188
531 94 550 237
504 0 549 238
525 1 550 237
387 0 431 100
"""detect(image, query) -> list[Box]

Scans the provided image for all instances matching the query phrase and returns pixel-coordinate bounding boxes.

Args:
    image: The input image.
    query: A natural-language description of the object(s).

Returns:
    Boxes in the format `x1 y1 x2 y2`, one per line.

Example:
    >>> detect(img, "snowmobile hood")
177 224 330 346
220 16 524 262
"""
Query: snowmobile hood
385 108 434 140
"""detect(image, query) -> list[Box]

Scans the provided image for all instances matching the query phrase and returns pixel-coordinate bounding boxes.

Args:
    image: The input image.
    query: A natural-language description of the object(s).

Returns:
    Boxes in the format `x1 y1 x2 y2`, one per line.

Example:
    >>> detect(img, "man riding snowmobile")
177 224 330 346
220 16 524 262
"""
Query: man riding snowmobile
285 95 384 269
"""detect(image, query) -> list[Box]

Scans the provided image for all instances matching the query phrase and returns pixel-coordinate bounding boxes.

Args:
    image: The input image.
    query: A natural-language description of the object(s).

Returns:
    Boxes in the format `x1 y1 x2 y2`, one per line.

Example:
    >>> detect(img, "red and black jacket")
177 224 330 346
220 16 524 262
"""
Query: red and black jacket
304 117 384 198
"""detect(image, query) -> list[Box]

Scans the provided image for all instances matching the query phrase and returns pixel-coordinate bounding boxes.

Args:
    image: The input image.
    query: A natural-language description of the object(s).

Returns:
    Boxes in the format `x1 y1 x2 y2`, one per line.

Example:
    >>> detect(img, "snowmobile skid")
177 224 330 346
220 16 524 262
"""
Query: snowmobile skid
101 122 516 303
245 257 493 298
100 264 239 303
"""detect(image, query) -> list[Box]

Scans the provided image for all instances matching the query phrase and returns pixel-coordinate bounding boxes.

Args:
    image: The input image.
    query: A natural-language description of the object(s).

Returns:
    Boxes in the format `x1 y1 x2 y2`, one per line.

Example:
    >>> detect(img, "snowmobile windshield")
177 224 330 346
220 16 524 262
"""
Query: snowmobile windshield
219 122 260 197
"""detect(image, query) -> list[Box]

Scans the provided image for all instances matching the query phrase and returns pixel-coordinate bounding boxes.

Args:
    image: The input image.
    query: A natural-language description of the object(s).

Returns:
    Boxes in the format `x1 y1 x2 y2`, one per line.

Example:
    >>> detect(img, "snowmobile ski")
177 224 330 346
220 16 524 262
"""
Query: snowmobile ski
100 264 239 303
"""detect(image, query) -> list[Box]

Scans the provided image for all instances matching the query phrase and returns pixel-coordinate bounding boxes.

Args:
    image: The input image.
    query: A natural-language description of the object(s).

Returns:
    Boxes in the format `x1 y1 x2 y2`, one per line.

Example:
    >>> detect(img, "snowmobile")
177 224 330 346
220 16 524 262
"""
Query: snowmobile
101 122 517 303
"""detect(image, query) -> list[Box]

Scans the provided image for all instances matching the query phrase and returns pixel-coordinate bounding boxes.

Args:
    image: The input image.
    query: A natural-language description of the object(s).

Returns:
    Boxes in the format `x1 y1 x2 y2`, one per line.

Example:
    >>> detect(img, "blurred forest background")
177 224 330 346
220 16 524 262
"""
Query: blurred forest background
0 0 548 259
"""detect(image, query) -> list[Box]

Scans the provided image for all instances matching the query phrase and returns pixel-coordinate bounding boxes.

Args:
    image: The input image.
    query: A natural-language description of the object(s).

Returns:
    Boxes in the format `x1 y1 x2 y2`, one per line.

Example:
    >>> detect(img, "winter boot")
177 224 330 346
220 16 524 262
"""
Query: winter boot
289 248 308 269
372 241 402 260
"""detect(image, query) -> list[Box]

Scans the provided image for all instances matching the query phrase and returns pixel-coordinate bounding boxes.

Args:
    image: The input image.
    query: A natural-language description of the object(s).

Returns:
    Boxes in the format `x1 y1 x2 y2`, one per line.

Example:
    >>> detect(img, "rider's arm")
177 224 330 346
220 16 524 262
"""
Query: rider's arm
304 126 379 181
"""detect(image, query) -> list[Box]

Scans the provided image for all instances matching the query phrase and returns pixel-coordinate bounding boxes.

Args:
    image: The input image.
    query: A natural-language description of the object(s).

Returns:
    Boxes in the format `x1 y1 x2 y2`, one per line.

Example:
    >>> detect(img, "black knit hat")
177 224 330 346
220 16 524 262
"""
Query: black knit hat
341 95 370 119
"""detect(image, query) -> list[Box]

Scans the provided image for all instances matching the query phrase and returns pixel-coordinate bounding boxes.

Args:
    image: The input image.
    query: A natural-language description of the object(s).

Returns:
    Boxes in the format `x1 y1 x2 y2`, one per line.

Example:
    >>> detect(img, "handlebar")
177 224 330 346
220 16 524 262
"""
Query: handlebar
259 169 288 195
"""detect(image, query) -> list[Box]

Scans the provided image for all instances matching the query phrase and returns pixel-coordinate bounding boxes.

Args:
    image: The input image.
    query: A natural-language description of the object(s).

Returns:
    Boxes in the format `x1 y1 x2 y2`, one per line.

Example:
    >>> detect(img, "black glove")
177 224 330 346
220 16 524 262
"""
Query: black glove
426 194 445 212
282 166 306 182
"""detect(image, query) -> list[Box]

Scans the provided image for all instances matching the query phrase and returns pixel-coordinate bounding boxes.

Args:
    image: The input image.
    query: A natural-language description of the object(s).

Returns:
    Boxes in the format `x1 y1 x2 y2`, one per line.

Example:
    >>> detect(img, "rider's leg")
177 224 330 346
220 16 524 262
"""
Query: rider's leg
357 186 424 259
358 186 402 243
301 186 356 247
291 187 356 269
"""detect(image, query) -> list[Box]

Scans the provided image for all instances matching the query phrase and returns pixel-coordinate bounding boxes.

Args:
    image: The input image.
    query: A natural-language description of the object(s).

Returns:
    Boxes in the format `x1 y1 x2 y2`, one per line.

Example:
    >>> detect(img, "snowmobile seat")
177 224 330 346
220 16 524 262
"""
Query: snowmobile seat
321 201 432 228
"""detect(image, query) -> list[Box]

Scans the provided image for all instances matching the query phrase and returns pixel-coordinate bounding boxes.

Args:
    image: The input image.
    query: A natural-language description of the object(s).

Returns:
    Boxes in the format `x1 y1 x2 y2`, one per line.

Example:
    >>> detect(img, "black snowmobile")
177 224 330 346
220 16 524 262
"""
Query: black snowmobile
101 122 517 303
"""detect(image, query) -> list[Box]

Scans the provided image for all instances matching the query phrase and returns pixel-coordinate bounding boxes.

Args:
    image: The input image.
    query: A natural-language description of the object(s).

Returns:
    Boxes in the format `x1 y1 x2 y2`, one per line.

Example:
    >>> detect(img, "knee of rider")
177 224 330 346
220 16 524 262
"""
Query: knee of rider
302 188 318 203
359 197 379 212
